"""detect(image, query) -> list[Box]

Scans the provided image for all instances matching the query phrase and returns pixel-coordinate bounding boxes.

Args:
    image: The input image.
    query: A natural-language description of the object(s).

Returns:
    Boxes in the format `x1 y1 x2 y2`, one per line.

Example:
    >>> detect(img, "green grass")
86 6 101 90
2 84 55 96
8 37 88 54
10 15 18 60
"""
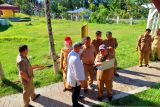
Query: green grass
0 17 146 97
93 84 160 106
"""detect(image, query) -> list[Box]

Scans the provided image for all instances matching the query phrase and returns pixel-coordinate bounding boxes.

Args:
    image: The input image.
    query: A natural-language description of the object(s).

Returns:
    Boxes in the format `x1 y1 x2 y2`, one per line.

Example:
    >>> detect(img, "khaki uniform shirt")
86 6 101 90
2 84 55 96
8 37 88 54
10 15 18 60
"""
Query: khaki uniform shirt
137 35 152 52
103 38 118 49
92 39 103 53
81 45 97 65
103 38 118 55
60 47 72 71
152 35 160 48
16 54 33 78
95 53 114 80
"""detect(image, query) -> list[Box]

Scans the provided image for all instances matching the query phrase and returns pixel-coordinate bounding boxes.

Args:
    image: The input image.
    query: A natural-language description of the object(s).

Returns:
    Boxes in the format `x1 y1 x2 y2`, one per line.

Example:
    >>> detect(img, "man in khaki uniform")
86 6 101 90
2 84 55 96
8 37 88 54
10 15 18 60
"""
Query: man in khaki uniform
95 44 114 101
81 36 97 92
60 36 72 92
92 31 103 54
103 31 119 76
152 28 160 61
136 29 152 67
17 45 40 107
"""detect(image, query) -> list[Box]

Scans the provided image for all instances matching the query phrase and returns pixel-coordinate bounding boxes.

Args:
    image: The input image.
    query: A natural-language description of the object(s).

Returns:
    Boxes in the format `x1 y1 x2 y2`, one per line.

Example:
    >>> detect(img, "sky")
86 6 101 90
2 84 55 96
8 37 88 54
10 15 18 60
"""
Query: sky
37 0 44 3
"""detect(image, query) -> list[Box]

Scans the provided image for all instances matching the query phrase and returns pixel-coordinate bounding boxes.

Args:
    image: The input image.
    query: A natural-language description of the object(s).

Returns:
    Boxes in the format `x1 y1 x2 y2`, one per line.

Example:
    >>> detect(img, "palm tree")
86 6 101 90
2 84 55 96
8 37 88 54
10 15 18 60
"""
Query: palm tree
44 0 59 73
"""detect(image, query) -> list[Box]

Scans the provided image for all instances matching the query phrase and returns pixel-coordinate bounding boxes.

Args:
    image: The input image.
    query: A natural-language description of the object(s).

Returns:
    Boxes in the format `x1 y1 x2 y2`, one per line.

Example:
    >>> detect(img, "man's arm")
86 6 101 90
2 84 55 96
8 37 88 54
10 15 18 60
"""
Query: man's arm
115 38 118 49
136 35 141 51
72 58 85 81
149 35 152 50
18 61 30 81
93 45 97 57
20 72 30 81
59 49 64 70
94 54 102 66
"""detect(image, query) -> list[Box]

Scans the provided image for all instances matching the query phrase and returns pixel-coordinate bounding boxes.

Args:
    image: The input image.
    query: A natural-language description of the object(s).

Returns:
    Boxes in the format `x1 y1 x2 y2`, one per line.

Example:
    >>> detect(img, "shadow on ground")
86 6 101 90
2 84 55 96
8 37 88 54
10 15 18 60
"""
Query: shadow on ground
35 95 71 107
93 95 159 107
0 24 12 32
1 79 22 93
92 84 160 107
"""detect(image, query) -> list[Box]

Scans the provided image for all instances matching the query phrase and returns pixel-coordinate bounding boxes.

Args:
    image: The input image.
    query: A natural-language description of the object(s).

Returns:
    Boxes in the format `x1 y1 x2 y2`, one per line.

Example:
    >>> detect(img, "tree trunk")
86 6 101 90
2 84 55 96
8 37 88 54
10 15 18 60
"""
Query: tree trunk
0 62 5 80
44 0 59 73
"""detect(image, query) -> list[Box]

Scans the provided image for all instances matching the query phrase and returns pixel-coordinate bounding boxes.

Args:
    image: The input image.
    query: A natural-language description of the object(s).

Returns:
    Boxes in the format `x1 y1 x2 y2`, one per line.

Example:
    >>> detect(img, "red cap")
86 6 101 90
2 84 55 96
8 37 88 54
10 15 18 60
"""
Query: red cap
64 36 72 43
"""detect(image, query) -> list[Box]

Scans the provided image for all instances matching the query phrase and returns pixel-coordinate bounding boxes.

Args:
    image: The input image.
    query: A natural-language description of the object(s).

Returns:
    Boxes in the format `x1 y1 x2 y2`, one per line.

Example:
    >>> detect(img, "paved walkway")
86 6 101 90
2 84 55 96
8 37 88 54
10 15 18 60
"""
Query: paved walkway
0 62 160 107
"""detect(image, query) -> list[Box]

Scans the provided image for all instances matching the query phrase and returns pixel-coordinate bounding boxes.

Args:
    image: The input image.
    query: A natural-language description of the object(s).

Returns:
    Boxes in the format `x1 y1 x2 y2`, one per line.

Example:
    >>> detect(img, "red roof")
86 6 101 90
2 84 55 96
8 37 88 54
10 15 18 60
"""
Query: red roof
0 3 20 10
152 0 160 12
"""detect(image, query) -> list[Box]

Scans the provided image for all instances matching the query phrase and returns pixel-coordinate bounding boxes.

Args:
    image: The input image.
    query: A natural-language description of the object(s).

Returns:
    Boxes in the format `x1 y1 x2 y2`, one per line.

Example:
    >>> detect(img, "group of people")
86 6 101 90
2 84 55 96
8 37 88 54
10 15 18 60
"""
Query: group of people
16 28 160 107
60 31 119 107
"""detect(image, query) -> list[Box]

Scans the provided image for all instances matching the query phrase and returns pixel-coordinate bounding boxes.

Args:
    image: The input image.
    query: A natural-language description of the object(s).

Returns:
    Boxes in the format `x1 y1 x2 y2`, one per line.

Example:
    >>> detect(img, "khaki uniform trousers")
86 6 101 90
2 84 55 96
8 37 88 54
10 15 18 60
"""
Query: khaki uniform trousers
152 46 160 60
63 70 72 89
21 78 36 107
139 51 150 65
112 50 117 74
97 68 114 97
81 64 94 89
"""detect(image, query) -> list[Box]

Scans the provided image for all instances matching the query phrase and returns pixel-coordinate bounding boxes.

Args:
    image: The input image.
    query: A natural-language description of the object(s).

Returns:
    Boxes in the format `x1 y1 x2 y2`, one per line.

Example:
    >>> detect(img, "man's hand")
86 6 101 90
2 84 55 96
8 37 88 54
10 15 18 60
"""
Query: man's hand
79 80 85 85
95 62 102 66
20 71 30 82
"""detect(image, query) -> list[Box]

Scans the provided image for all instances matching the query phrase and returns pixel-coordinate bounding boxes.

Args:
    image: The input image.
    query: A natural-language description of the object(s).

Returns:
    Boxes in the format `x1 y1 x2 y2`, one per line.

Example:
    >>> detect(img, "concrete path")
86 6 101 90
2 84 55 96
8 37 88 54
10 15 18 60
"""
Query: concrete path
0 62 160 107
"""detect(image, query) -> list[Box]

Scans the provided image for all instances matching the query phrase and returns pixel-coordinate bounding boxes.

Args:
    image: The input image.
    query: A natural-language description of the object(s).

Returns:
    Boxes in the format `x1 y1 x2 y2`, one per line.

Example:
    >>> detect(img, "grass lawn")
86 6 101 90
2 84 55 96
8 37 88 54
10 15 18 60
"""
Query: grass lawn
0 17 146 97
93 84 160 106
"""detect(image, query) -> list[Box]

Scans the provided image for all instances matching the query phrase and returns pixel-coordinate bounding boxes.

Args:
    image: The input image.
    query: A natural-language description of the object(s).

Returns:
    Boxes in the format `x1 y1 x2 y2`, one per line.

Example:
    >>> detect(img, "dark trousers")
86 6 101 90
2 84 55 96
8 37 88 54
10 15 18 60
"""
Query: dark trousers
72 83 81 107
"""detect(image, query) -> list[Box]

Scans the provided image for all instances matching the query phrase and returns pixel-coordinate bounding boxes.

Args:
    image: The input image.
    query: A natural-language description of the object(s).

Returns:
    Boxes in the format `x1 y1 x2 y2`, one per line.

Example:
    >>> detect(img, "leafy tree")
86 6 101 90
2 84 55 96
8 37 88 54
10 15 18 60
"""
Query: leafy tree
0 0 4 4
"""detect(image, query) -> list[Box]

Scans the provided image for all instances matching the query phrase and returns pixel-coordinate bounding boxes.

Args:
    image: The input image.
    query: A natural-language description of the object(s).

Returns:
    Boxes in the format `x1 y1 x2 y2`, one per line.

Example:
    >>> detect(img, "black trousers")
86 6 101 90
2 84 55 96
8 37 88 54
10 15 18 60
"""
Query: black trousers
72 83 81 107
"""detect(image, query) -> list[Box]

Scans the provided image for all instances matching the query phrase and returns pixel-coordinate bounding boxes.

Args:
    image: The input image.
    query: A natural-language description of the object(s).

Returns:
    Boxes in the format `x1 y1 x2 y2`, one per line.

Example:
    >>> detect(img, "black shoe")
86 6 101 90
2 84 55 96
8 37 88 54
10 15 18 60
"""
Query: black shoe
63 88 67 92
97 97 103 101
139 65 143 67
84 89 88 93
73 103 84 107
32 94 40 101
78 95 85 100
77 103 84 107
145 64 150 67
89 84 95 90
158 59 160 61
28 104 34 107
114 73 120 77
108 96 112 101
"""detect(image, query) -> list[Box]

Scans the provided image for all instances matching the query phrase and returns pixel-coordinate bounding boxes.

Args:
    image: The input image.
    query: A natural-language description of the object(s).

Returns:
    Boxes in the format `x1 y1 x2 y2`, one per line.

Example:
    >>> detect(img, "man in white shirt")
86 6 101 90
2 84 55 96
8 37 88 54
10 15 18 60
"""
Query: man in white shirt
67 42 85 107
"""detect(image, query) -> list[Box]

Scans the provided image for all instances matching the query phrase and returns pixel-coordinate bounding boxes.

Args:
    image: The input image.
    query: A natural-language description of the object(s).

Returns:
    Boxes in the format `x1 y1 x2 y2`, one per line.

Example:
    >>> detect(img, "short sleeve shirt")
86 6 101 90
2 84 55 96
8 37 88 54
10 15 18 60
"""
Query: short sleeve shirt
16 54 33 78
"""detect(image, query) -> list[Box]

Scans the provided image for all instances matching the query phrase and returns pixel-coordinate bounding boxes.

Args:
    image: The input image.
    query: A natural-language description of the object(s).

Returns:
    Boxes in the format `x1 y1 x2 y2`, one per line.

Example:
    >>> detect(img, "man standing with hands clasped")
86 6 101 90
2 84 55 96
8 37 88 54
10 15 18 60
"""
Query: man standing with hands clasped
67 42 85 107
16 45 40 107
81 36 97 92
136 29 152 67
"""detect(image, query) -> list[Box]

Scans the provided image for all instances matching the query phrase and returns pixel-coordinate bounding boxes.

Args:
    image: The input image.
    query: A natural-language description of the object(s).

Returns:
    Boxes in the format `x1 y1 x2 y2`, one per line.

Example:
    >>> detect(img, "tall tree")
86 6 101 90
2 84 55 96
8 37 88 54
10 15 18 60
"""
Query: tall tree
0 62 5 80
44 0 59 73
